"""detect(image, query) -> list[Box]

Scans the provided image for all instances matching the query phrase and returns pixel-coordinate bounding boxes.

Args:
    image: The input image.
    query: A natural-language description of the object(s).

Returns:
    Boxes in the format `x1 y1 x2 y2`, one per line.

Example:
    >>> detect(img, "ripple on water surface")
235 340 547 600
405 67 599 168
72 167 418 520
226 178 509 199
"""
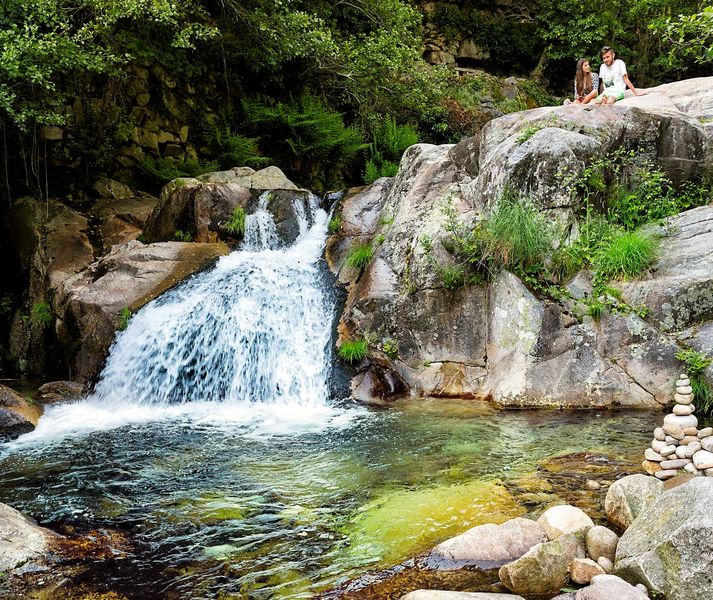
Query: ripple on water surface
0 399 660 598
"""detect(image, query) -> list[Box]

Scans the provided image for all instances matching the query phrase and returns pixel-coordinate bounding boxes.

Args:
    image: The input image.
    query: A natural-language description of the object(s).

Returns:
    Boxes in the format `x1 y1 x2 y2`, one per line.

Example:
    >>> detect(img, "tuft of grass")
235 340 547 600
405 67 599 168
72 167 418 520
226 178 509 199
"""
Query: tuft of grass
328 214 342 234
593 229 658 280
516 124 543 144
173 230 192 242
676 348 713 416
31 302 52 328
441 264 467 290
345 244 374 270
118 307 132 331
338 339 369 363
382 338 398 360
225 206 246 237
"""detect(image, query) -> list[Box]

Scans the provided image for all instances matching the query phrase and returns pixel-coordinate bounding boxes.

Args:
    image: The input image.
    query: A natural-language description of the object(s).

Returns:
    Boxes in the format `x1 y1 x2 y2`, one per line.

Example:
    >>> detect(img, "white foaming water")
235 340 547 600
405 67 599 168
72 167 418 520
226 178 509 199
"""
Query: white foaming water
13 192 362 445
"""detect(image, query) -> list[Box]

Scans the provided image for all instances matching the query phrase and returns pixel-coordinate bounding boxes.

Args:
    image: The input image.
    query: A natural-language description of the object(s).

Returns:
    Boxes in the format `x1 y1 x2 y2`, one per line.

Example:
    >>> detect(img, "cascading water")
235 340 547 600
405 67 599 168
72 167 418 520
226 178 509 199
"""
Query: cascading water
18 191 353 442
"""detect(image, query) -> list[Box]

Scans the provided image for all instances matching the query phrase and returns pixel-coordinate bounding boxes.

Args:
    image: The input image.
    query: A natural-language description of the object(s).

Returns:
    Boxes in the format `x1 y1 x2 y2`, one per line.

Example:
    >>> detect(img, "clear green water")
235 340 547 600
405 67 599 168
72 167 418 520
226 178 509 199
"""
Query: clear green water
0 399 657 599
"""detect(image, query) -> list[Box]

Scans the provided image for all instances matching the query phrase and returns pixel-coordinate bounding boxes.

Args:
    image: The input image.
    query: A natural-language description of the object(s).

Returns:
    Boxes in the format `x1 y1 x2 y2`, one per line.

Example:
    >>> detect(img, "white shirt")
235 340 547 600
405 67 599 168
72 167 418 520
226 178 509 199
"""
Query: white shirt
599 59 627 93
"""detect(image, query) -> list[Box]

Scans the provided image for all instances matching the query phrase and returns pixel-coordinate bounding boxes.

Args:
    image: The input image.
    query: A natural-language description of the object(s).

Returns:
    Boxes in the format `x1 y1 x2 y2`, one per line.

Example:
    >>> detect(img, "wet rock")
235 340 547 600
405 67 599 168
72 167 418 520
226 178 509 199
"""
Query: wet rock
536 504 594 540
585 525 619 563
614 477 713 600
498 533 584 596
37 380 85 404
56 240 229 382
351 366 409 405
400 592 524 600
604 475 663 530
576 574 648 600
425 517 547 570
570 557 605 584
0 502 59 571
0 384 42 441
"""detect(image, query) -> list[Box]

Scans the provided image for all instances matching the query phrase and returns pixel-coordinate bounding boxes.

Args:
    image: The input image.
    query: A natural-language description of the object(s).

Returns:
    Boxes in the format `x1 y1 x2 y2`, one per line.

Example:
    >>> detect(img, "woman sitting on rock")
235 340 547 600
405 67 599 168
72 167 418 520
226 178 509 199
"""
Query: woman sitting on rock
569 58 599 104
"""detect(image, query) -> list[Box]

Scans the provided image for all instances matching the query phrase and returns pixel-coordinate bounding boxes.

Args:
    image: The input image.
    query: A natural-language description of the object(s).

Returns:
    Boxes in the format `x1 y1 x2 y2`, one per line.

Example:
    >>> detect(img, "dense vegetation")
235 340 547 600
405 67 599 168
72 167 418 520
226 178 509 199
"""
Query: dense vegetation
1 0 711 201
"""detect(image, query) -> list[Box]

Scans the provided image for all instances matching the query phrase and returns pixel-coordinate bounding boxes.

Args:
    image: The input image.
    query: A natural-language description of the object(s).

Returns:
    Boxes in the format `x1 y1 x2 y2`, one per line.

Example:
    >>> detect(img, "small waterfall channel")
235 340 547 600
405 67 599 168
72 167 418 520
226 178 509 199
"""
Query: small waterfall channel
19 191 351 442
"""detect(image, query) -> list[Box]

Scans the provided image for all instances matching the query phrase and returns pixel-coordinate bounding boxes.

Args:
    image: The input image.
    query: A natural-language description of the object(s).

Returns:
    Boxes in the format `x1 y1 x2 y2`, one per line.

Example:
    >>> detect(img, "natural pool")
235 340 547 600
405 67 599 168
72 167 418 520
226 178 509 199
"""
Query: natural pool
0 398 658 599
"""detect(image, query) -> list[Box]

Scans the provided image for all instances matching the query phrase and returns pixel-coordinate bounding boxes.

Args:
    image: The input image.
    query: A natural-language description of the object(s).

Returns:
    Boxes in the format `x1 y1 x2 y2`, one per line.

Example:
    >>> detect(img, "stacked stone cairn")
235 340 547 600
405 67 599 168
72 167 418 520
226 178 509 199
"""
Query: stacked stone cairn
643 373 713 479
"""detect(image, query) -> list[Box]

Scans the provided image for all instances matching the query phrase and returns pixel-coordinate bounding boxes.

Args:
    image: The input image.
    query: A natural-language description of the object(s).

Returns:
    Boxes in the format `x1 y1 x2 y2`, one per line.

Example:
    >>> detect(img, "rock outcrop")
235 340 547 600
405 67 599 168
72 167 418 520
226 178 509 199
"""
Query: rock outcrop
604 474 663 531
0 502 58 572
331 77 713 406
0 384 42 441
614 477 713 600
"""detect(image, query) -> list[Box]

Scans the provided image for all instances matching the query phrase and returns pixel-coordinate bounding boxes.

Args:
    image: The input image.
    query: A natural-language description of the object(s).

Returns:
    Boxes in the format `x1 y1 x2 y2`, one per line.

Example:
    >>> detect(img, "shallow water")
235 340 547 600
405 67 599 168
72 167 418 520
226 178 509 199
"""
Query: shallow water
0 399 659 599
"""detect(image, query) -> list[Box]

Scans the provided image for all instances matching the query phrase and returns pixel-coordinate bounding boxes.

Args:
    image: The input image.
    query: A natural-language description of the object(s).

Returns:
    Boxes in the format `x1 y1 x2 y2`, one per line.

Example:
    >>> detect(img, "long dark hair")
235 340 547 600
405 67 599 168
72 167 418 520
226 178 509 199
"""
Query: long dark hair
575 58 593 96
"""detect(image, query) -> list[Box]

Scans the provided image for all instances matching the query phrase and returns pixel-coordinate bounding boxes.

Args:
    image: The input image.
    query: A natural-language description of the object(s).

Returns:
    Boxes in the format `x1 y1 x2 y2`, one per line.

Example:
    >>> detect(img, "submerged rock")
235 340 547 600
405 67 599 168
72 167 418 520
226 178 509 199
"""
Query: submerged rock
0 384 42 441
614 477 713 600
0 502 58 572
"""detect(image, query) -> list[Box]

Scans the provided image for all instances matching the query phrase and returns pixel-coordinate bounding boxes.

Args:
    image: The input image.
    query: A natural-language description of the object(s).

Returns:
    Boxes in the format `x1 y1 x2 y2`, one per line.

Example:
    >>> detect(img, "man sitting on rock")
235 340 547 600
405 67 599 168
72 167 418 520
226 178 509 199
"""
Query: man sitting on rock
594 46 642 105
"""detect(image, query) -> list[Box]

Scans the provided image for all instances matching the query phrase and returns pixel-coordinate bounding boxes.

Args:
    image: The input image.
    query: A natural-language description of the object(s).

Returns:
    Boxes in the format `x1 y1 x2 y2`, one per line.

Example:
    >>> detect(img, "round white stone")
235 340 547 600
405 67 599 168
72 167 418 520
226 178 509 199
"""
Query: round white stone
682 435 699 445
675 445 688 459
645 448 664 462
675 393 693 404
698 427 713 439
676 379 690 387
702 437 713 453
597 556 614 573
673 404 694 415
654 427 666 441
663 414 698 431
664 435 680 445
683 427 699 436
652 440 666 453
680 373 689 379
676 385 693 395
685 441 702 457
684 462 701 475
659 445 677 457
655 469 677 480
692 450 713 470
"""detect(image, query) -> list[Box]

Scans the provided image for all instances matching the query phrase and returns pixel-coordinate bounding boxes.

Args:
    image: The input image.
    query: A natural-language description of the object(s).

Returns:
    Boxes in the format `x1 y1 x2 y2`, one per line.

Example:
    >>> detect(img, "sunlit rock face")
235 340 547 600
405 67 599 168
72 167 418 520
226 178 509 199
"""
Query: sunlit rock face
330 77 713 406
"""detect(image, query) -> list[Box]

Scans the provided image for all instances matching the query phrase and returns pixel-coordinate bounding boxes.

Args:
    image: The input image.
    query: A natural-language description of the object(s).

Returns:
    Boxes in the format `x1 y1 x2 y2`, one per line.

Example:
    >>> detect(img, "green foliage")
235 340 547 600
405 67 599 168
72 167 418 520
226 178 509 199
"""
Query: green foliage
30 301 52 328
593 229 659 280
328 214 342 235
118 307 132 331
676 348 713 416
517 124 543 144
225 207 246 237
441 264 467 291
173 230 192 242
363 116 418 184
138 157 218 184
655 5 713 65
381 338 399 360
0 295 12 317
338 339 369 363
345 244 374 270
211 127 271 171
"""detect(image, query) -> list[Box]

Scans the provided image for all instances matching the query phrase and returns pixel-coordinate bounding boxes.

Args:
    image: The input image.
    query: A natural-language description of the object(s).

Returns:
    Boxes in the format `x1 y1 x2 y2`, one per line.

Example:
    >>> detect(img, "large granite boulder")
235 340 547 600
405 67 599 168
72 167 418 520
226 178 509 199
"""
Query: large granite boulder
332 77 713 407
614 477 713 600
0 502 58 572
55 240 229 382
0 384 42 441
604 475 663 531
536 505 593 541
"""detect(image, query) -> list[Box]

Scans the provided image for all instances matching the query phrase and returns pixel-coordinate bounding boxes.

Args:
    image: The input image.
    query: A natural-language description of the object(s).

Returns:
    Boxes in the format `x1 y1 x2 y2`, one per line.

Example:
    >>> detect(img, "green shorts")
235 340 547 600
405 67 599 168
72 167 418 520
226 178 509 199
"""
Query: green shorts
597 89 625 101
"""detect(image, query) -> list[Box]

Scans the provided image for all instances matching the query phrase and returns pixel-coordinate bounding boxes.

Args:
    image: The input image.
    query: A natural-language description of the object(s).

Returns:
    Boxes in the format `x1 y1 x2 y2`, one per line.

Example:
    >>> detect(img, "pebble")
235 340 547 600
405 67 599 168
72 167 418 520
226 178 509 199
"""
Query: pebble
585 479 601 490
663 425 686 440
659 445 677 457
654 427 666 441
645 448 664 462
655 469 677 480
702 437 713 452
699 427 713 439
660 458 691 470
663 413 698 431
682 435 700 445
673 404 693 415
680 373 689 378
664 435 679 445
683 426 699 436
651 440 666 453
685 441 702 457
676 378 690 387
675 393 693 404
642 459 662 475
675 445 688 459
597 556 614 573
684 463 701 475
693 450 713 470
676 385 693 395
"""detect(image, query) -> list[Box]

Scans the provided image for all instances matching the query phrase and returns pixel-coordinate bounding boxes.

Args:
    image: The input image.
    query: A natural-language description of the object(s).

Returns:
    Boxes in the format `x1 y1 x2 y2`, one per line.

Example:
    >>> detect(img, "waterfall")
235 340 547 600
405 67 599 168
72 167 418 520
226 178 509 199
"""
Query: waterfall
14 191 356 442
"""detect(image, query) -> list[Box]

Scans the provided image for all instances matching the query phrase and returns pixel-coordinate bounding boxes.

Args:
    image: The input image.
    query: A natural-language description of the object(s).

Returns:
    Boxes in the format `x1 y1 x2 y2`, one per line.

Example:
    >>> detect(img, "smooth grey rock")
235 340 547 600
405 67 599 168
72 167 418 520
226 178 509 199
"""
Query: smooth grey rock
426 517 547 570
400 592 525 600
536 504 594 540
0 502 58 571
576 574 648 600
498 533 584 596
692 450 713 469
685 441 702 457
651 440 666 453
614 477 713 600
664 414 698 431
702 437 713 452
659 445 677 457
677 385 693 395
664 435 679 445
653 427 666 441
673 404 693 415
585 525 619 563
660 458 690 469
654 469 677 480
675 445 688 458
604 475 664 530
675 393 693 404
644 449 663 461
597 556 614 573
698 427 713 438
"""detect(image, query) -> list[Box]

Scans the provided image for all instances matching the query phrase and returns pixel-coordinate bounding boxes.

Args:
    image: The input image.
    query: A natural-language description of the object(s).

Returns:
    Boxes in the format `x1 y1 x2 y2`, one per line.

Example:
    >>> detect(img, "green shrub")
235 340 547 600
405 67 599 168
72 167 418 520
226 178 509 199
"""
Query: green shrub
345 244 374 269
441 264 467 290
363 115 417 184
382 338 398 360
517 124 542 144
225 207 246 237
138 157 219 184
0 295 12 316
676 348 713 416
212 126 272 170
338 339 369 363
328 214 342 234
31 302 52 328
173 230 192 242
484 189 554 270
594 229 658 280
118 307 132 331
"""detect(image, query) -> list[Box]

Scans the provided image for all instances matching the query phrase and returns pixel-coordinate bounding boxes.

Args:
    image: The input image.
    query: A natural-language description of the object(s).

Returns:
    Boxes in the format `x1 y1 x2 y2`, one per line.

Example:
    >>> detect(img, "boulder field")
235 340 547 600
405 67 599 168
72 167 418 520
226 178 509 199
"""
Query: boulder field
329 77 713 406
